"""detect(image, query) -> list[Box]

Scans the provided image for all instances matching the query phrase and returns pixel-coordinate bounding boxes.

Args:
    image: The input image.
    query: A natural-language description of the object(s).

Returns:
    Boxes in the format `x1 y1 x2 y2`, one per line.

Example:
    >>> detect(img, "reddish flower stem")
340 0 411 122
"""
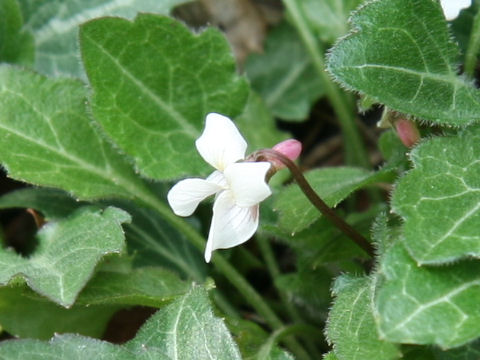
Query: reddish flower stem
255 149 374 258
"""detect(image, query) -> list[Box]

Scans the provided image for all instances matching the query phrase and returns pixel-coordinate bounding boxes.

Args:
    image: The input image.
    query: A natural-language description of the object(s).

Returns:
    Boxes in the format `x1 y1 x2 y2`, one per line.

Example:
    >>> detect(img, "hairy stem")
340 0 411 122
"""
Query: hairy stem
257 149 374 258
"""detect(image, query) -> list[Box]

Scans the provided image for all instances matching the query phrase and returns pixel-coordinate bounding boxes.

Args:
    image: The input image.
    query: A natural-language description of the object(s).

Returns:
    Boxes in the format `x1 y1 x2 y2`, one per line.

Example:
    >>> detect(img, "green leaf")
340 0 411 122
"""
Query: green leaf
77 266 189 307
119 200 207 281
0 335 126 359
0 286 242 359
245 22 324 121
327 0 480 126
0 66 152 201
0 206 130 307
236 91 289 153
80 14 249 180
323 352 339 360
298 0 362 43
274 167 393 233
0 187 84 220
451 3 478 59
392 126 480 264
0 285 119 340
19 0 188 77
378 130 409 171
226 318 293 360
0 188 207 281
277 206 381 269
326 276 401 360
375 241 480 348
126 284 241 360
434 339 480 360
0 0 33 65
275 268 332 324
0 264 188 340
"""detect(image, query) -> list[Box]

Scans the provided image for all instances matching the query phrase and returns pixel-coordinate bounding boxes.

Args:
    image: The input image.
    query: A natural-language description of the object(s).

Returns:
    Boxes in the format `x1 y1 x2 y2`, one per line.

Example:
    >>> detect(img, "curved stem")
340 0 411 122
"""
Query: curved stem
465 5 480 78
282 0 370 168
257 149 374 258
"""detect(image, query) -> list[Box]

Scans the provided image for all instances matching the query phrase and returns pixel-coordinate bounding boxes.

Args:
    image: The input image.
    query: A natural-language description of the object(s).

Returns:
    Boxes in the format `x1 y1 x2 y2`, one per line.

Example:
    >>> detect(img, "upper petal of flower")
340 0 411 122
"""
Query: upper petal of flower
167 178 223 217
195 113 247 171
224 162 272 207
440 0 471 20
204 190 259 262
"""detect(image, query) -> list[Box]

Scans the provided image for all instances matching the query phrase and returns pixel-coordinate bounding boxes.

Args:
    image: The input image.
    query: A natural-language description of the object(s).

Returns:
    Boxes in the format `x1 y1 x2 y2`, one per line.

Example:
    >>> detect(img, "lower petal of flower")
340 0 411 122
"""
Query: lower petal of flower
167 178 222 217
204 190 259 262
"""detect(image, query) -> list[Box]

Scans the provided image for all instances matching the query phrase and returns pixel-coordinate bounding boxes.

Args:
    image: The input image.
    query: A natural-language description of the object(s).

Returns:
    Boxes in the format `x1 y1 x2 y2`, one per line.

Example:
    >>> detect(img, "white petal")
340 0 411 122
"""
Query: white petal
204 191 259 262
195 113 247 171
206 170 229 188
167 178 222 217
224 162 272 207
440 0 471 20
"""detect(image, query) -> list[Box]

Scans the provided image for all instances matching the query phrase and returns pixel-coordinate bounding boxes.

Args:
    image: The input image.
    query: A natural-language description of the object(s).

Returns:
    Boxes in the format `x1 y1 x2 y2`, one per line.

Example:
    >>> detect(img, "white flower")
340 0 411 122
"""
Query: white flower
167 113 272 262
440 0 471 20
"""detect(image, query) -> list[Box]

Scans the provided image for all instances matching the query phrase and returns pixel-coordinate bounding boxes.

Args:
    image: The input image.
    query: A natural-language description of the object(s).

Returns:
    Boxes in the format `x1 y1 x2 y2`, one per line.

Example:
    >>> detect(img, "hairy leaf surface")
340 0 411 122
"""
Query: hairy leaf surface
328 0 480 125
376 242 480 348
0 66 151 200
0 286 242 359
0 206 130 307
0 286 119 340
326 276 400 360
19 0 187 77
81 14 249 180
393 126 480 264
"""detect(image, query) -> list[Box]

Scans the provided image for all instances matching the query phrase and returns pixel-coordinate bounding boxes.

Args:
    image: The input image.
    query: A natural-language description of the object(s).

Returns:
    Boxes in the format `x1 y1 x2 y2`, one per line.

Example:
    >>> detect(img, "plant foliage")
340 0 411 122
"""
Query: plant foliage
0 0 480 358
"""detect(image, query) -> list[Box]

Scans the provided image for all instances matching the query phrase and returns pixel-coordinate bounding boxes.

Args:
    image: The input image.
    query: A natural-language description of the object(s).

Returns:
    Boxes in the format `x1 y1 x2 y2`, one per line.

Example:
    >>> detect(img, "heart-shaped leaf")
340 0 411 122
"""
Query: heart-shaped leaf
328 0 480 125
80 14 249 180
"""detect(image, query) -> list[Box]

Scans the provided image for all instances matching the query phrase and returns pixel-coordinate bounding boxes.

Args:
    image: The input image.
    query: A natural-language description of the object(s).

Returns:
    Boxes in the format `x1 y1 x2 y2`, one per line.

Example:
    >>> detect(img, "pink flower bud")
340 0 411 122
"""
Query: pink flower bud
395 119 420 148
271 139 302 169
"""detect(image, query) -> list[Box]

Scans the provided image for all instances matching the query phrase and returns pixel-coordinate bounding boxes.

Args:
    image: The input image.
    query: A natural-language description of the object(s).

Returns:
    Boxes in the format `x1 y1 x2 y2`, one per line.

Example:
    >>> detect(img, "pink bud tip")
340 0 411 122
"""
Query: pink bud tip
395 119 420 148
271 139 302 169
